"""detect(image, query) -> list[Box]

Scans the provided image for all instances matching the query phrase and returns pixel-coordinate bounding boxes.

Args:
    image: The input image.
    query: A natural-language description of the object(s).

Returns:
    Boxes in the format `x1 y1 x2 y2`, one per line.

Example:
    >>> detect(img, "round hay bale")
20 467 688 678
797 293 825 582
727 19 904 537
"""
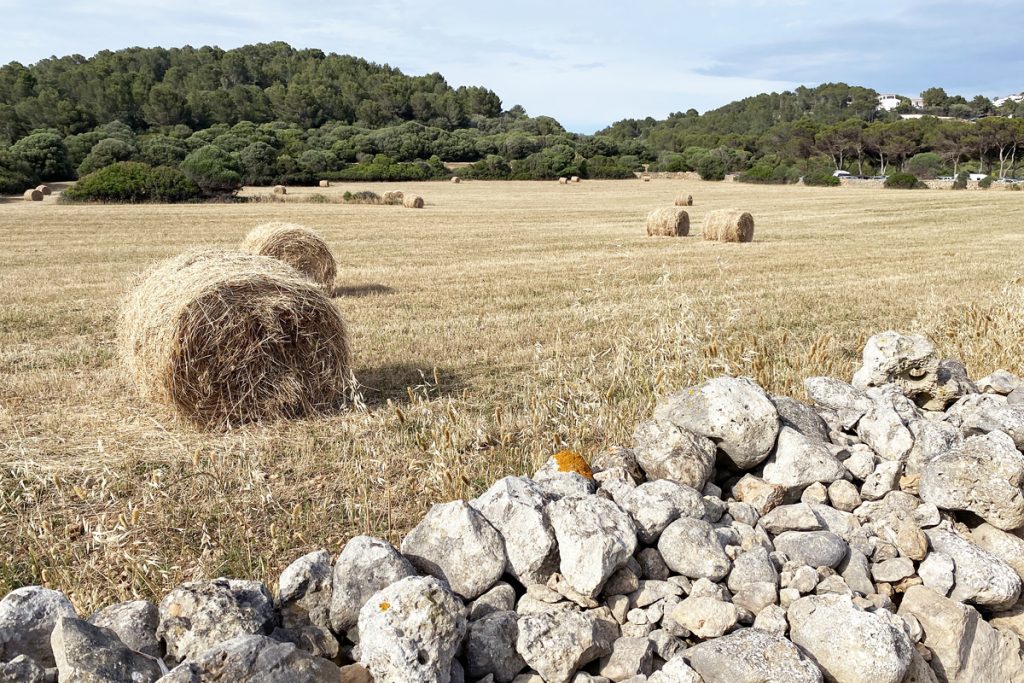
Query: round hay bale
240 222 337 293
674 194 693 206
36 184 52 196
403 195 425 209
571 176 581 183
642 175 651 182
646 207 690 237
118 250 350 427
23 189 43 201
382 190 404 203
273 185 287 194
450 176 461 184
702 210 754 243
558 177 568 185
319 180 330 188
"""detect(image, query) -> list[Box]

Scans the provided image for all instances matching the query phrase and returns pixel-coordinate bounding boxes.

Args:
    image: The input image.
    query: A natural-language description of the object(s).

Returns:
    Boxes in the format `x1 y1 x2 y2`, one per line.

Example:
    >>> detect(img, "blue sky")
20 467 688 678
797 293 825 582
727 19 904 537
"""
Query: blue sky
1 0 1022 133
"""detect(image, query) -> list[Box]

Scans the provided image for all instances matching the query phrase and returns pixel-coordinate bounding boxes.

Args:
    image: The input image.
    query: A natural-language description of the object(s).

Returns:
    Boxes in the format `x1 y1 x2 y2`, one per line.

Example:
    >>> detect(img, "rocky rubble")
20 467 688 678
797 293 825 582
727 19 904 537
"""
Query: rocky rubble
3 331 1024 682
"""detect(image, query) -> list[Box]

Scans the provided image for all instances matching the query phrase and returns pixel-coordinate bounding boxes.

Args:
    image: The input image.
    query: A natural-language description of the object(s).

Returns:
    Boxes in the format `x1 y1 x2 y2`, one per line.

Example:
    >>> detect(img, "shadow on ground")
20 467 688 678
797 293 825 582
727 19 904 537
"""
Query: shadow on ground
333 284 396 298
356 364 464 405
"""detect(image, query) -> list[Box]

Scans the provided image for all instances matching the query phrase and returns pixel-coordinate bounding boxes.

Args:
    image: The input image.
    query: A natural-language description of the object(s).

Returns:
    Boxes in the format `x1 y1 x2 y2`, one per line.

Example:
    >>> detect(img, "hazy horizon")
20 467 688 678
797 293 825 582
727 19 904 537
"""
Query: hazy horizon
2 0 1023 133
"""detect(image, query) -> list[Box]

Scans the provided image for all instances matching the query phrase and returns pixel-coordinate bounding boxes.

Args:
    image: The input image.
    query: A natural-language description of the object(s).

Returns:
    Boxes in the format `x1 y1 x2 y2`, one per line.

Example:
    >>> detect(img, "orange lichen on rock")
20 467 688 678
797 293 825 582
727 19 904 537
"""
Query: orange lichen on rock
379 601 390 612
553 450 593 479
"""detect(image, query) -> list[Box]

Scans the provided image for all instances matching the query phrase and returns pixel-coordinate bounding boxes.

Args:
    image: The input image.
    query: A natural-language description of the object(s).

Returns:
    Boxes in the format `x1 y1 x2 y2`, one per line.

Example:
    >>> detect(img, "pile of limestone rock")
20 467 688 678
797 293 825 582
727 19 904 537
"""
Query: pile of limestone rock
3 330 1024 682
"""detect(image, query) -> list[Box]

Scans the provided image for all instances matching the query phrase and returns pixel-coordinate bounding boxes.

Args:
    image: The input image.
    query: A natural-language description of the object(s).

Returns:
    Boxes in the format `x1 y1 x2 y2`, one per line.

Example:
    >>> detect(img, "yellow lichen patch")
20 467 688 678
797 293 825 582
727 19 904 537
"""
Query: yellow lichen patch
553 450 593 479
379 601 391 612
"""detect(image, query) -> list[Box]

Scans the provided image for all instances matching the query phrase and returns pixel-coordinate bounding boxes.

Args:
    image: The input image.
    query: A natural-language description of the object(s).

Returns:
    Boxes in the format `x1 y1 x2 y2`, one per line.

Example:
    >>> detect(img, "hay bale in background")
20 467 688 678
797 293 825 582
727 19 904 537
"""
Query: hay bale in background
319 180 330 188
646 207 690 237
36 184 52 196
703 210 755 243
23 189 43 201
240 222 337 292
642 175 651 182
382 190 404 204
273 185 287 194
675 194 693 206
451 176 461 184
403 195 425 209
118 250 350 427
571 176 581 183
558 177 568 185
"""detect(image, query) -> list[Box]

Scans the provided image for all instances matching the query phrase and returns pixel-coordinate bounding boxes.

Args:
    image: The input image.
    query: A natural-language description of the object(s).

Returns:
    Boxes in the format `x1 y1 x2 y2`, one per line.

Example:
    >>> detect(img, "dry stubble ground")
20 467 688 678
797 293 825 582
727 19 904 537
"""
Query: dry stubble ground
1 179 1023 613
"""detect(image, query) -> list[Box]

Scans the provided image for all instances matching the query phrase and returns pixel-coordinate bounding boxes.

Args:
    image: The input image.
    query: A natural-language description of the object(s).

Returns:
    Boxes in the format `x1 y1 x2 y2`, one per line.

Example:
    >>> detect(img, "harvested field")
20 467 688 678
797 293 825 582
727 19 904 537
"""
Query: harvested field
1 179 1023 612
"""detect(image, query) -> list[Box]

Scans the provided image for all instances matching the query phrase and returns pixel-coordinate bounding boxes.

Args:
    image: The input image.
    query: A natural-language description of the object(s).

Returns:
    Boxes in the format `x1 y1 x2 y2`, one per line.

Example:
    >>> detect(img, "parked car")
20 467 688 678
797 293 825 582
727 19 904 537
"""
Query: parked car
832 170 852 178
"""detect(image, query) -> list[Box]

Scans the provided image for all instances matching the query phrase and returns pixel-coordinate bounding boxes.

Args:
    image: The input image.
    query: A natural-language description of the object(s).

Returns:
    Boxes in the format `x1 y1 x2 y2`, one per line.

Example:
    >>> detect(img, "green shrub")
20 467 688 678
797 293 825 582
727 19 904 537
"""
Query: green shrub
802 171 840 187
341 190 382 204
64 162 200 203
735 163 775 184
0 148 37 194
455 155 511 180
884 172 925 189
78 138 137 176
1011 183 1021 191
951 171 969 190
694 154 726 181
180 145 242 195
11 131 74 180
139 135 190 167
978 175 994 189
905 152 944 179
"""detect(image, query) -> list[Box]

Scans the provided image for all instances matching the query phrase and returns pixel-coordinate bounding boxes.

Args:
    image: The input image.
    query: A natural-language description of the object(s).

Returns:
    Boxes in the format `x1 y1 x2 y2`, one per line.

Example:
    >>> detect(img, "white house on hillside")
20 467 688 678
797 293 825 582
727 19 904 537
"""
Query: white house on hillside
994 93 1024 107
877 94 902 111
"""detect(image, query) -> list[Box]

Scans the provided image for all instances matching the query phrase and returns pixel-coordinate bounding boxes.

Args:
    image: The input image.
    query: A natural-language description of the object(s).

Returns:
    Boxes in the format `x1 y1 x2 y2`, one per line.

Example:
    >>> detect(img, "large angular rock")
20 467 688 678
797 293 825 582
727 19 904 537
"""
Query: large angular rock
401 500 507 600
971 523 1024 581
158 578 275 664
851 332 940 405
330 535 417 634
649 656 702 683
773 531 848 569
978 369 1022 396
0 656 46 683
0 586 76 668
632 420 717 490
732 475 786 516
925 528 1021 609
654 377 780 470
463 611 526 683
548 496 637 598
276 549 337 658
51 616 162 683
727 547 779 593
618 480 704 544
904 419 962 479
759 503 821 534
533 452 596 499
472 477 559 585
597 636 654 681
515 610 615 683
772 395 831 442
685 628 823 683
899 585 1024 683
670 596 738 638
945 394 1024 450
920 430 1024 530
657 517 731 581
761 427 848 491
804 377 871 429
358 576 467 683
788 593 912 683
856 387 915 462
88 600 161 659
161 634 340 682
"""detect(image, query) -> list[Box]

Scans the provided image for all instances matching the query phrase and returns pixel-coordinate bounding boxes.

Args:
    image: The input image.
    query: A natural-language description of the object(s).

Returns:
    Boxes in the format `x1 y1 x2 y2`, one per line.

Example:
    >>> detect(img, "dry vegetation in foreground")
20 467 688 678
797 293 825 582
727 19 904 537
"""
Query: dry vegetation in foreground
1 179 1023 613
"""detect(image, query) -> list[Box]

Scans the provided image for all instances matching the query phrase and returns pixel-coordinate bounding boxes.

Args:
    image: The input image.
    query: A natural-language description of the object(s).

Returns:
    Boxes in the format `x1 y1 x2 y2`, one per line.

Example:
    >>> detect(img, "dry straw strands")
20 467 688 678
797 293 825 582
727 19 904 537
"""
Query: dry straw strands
451 176 461 184
646 207 690 237
240 222 337 293
702 209 755 243
675 194 693 206
403 195 425 209
23 189 43 201
273 185 287 194
118 250 350 427
36 184 52 196
319 180 330 188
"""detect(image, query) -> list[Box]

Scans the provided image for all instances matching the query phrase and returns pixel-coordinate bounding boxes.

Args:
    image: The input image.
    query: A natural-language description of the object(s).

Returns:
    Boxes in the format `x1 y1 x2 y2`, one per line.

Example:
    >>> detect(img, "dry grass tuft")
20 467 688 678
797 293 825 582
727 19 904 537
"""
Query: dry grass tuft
240 222 337 292
646 206 690 236
117 250 351 428
703 209 754 242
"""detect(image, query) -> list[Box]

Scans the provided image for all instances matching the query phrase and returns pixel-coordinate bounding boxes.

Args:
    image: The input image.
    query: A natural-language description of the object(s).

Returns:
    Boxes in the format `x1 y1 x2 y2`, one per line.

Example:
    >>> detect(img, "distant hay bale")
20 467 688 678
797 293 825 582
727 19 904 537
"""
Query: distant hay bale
240 222 337 292
571 176 581 183
382 190 404 204
319 180 330 188
558 177 568 185
403 195 425 209
273 185 287 194
118 250 351 427
646 207 690 237
702 210 755 243
674 194 693 206
36 184 52 196
23 189 43 201
642 175 651 182
451 176 461 184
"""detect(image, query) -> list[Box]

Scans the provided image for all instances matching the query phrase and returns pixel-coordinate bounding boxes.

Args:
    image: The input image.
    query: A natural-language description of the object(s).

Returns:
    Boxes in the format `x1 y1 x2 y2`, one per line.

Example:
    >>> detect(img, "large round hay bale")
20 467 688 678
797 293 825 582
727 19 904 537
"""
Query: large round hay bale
36 184 52 196
273 185 287 195
558 177 568 185
450 176 461 184
382 190 404 203
240 222 337 293
23 189 43 201
702 210 754 243
319 180 330 188
118 250 350 426
675 194 693 206
646 207 690 237
571 176 581 183
403 195 425 209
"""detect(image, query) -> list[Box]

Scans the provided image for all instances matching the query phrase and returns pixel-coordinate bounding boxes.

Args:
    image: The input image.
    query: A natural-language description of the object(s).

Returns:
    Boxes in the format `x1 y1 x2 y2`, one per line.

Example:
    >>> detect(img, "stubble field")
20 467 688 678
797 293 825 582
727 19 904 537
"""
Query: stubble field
1 179 1022 613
